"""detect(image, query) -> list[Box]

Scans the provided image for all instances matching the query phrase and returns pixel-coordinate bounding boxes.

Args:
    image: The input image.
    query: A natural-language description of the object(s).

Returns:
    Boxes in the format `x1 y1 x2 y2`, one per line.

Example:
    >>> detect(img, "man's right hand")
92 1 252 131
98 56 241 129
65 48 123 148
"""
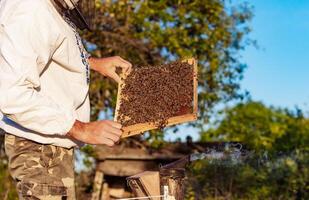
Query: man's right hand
67 120 122 146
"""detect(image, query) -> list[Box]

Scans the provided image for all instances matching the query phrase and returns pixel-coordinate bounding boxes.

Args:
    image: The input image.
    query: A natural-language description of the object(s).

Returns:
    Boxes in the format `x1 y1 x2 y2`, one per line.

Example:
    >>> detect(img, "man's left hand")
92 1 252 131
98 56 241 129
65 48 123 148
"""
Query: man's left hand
89 56 132 83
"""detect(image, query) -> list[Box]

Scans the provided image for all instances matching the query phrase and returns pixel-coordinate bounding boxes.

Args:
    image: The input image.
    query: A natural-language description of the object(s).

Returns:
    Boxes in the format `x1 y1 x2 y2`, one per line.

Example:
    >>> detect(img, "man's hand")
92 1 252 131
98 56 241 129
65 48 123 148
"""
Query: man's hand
89 56 132 83
67 120 122 146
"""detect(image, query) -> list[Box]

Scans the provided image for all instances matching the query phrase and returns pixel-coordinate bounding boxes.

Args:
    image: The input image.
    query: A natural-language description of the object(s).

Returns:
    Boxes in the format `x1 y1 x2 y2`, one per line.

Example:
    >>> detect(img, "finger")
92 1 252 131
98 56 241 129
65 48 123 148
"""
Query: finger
113 58 132 75
106 125 122 136
103 138 115 147
106 120 122 129
124 63 132 75
117 56 130 64
96 133 114 146
109 71 121 83
118 62 130 73
101 121 122 136
119 57 132 69
122 61 132 73
104 132 120 142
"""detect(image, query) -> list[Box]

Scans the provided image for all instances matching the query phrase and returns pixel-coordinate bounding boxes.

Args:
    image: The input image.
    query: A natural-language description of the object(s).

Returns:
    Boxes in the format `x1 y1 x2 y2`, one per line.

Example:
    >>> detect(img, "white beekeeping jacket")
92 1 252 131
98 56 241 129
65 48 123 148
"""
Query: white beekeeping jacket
0 0 91 148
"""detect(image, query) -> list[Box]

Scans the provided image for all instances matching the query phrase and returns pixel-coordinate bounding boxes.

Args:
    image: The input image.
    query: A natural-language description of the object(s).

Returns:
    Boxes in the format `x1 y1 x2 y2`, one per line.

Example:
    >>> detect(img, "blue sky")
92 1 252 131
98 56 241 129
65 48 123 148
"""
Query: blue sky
241 0 309 111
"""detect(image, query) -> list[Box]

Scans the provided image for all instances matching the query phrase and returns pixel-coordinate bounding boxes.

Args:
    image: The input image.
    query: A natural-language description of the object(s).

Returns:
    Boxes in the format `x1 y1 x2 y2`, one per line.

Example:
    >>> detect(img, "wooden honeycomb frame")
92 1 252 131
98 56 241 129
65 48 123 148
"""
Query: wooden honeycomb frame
114 58 198 138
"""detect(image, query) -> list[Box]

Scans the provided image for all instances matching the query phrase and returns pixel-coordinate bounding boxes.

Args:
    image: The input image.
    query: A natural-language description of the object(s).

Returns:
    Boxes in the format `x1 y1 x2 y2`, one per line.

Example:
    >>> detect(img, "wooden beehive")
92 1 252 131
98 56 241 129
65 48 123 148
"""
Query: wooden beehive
114 58 198 138
127 171 161 200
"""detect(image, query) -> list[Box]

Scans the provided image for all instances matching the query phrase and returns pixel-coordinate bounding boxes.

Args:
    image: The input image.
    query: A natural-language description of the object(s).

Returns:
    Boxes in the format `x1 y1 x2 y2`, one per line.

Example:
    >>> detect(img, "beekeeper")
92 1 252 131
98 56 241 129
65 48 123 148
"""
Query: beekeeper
0 0 131 199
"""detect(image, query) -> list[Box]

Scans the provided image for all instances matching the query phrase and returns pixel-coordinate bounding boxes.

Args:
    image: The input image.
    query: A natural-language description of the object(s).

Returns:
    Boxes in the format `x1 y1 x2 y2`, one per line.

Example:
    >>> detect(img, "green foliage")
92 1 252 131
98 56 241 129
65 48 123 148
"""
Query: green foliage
188 149 308 199
0 134 18 200
82 0 253 125
0 161 18 200
190 101 309 199
201 101 309 152
79 145 97 169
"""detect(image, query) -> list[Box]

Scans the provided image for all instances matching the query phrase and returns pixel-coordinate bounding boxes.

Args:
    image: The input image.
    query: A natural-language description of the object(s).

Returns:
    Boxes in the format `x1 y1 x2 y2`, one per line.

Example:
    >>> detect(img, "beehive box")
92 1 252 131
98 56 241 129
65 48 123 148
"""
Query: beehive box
127 171 161 200
114 58 198 138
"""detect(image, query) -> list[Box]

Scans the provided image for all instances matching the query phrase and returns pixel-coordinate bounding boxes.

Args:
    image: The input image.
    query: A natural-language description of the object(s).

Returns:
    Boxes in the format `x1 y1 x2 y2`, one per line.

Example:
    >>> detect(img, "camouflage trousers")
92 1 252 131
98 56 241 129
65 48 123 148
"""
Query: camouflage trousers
4 133 76 200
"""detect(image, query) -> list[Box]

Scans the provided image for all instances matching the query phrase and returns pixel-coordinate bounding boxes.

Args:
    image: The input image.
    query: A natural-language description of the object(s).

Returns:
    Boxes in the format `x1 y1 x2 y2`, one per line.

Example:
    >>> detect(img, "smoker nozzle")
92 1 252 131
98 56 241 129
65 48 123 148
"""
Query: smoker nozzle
190 151 226 162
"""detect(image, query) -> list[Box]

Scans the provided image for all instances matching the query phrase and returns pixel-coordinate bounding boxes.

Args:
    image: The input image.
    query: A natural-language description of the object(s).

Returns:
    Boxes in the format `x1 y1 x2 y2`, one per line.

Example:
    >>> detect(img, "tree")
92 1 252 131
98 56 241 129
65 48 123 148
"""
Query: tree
190 101 309 199
82 0 253 127
201 101 309 152
0 131 18 200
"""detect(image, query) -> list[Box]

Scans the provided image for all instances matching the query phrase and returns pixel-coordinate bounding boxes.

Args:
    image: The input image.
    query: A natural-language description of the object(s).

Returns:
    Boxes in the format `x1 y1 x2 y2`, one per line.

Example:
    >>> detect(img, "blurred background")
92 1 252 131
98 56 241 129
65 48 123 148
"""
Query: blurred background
0 0 308 199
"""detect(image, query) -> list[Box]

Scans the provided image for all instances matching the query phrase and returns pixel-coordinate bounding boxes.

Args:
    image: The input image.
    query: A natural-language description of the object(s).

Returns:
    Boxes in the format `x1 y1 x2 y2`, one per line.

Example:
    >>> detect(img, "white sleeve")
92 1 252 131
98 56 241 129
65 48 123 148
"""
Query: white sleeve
0 4 76 135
